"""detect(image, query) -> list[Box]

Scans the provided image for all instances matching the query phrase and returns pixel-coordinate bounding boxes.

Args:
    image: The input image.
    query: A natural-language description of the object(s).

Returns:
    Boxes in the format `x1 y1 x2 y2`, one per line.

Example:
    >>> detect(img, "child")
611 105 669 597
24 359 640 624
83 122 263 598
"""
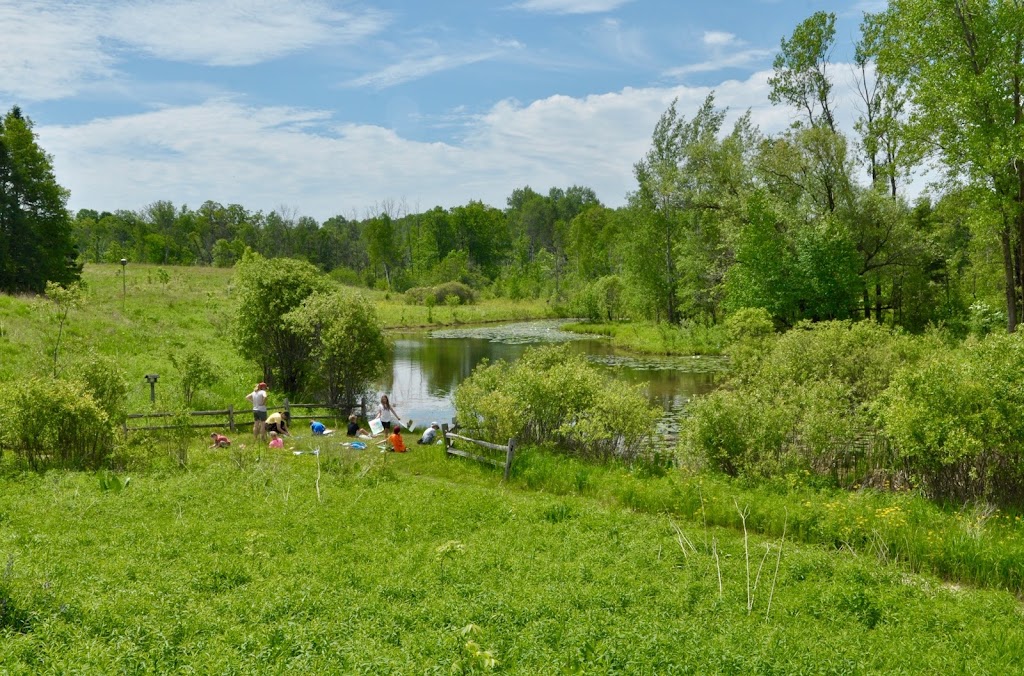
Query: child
347 414 369 437
268 431 283 448
266 411 290 436
377 394 411 432
417 422 441 445
387 427 407 453
209 432 231 448
311 420 326 435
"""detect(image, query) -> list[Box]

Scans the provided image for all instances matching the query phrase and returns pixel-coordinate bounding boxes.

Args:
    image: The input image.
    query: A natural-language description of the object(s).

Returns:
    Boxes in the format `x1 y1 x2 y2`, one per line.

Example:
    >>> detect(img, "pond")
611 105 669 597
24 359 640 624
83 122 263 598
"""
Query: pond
374 320 726 443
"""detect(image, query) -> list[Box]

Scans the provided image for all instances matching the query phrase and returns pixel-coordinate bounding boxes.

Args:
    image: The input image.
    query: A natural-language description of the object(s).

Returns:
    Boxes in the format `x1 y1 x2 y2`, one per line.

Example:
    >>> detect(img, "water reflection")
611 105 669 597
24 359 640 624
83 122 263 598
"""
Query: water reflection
375 321 725 435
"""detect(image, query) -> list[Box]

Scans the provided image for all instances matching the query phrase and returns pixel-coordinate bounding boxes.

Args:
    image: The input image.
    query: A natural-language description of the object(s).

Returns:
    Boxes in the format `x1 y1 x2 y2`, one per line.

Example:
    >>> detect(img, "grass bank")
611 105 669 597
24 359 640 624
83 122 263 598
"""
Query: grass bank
562 320 727 356
1 438 1021 672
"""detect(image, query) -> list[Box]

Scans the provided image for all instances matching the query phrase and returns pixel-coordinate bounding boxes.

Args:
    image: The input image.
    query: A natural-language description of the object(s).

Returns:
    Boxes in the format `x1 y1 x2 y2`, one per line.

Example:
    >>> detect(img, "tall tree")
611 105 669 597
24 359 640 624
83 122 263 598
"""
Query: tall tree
232 250 331 394
0 106 80 292
872 0 1024 330
629 95 751 322
769 11 838 133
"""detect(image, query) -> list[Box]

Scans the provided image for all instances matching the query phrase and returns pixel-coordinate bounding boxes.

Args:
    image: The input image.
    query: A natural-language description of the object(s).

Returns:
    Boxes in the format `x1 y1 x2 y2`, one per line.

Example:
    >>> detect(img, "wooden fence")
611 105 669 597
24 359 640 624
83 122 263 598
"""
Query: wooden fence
441 422 515 481
124 398 367 433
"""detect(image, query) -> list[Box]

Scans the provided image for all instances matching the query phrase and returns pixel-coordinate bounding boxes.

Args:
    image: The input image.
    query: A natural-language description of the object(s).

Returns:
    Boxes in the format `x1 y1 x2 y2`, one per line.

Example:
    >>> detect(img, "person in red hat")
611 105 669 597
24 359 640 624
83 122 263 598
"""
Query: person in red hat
246 382 269 441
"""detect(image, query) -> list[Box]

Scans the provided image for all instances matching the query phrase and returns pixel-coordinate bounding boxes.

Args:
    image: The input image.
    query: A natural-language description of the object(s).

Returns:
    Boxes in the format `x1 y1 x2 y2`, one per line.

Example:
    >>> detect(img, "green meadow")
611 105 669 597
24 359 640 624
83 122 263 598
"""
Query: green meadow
0 264 554 412
2 443 1024 673
1 263 1023 673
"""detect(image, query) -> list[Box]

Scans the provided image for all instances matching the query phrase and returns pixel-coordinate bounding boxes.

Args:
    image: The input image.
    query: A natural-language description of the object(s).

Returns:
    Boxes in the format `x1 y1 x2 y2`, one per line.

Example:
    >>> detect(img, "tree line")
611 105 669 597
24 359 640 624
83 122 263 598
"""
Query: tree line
4 2 1022 337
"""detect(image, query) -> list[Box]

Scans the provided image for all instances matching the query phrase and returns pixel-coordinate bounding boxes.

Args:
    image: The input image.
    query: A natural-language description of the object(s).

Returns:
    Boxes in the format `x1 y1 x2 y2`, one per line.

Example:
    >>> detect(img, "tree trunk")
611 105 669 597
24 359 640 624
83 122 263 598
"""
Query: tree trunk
1001 225 1018 332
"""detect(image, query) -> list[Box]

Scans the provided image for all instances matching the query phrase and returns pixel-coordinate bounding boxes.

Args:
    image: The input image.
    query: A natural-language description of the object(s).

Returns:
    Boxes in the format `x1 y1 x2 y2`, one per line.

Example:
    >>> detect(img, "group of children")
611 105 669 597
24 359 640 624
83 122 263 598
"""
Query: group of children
210 390 444 454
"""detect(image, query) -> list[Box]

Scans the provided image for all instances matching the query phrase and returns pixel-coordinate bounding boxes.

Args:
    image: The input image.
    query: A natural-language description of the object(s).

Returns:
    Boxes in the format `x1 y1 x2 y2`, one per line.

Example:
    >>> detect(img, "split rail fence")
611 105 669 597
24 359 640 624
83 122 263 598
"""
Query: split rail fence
124 398 367 434
441 423 515 481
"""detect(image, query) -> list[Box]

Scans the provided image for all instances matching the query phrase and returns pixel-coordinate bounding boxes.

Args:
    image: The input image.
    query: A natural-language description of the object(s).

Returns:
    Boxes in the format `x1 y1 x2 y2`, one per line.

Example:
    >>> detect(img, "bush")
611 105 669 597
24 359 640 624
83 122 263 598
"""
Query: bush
405 281 476 306
454 345 656 461
329 266 363 287
285 289 391 406
2 377 115 469
170 348 219 407
70 353 129 425
568 275 624 321
683 320 916 483
876 332 1024 503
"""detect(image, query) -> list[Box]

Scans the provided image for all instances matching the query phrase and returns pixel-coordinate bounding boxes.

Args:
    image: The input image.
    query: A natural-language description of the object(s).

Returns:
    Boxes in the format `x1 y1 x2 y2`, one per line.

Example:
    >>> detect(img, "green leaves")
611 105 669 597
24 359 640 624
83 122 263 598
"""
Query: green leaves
232 250 331 394
284 289 390 407
0 107 81 293
769 11 838 131
454 344 657 461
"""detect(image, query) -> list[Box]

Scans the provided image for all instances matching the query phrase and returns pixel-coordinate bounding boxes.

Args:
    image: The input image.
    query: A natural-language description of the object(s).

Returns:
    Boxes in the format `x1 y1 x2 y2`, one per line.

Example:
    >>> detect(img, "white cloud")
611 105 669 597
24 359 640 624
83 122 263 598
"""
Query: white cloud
0 0 387 101
107 0 388 67
662 28 773 78
40 71 817 221
0 2 114 101
585 19 651 64
664 48 774 77
511 0 634 15
347 41 522 89
702 31 738 47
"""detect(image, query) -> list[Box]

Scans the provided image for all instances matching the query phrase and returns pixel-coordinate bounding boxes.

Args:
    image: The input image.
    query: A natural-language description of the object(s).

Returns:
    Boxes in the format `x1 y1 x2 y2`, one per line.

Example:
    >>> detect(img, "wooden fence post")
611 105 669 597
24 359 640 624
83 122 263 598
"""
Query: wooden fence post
284 398 291 419
504 439 515 481
228 404 235 432
442 424 451 456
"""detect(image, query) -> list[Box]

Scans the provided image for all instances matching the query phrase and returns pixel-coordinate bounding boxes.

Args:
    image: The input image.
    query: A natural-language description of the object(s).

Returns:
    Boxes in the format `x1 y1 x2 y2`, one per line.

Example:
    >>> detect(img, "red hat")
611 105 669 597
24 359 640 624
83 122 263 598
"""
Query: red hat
258 382 268 390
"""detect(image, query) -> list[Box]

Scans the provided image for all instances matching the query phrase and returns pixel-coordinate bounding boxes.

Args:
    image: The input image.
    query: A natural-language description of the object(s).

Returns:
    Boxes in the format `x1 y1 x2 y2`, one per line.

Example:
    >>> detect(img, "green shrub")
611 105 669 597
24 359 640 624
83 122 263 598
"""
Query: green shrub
328 266 363 287
70 352 129 425
454 345 656 461
876 332 1024 503
569 275 625 321
406 282 476 306
2 377 115 469
285 289 391 406
170 348 218 407
684 320 915 483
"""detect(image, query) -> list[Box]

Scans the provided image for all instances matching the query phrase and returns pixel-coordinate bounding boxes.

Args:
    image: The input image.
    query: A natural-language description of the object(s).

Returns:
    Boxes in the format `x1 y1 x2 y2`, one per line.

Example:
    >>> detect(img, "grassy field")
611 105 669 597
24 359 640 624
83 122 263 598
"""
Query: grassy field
0 264 555 412
3 264 1024 671
2 438 1023 673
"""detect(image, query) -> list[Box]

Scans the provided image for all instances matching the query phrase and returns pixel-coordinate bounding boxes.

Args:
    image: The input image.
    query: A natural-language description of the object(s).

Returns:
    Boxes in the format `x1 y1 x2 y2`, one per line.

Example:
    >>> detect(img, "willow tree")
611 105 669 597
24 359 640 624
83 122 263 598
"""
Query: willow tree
871 0 1024 330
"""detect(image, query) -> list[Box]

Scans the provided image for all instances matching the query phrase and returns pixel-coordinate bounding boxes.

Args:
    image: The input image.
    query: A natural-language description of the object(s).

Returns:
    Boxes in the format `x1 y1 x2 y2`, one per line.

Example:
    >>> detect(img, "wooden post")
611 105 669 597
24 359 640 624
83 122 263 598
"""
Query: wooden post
442 424 451 456
504 439 515 481
284 398 291 419
228 404 235 432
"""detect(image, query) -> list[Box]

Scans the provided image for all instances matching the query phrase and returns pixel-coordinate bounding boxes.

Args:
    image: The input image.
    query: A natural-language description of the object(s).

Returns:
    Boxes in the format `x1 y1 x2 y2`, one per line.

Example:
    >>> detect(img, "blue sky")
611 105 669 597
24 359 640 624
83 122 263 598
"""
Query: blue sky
0 0 885 221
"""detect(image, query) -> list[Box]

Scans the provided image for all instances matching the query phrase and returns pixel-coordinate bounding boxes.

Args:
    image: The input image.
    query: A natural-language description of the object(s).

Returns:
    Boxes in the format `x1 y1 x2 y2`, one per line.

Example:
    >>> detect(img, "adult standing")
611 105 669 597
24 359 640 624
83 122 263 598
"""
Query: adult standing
377 394 402 432
246 382 269 441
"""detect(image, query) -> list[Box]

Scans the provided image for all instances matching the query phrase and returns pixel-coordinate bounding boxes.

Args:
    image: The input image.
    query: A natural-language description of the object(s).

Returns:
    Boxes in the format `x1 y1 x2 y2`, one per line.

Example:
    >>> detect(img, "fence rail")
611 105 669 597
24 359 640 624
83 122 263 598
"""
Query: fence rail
442 423 515 481
124 398 367 433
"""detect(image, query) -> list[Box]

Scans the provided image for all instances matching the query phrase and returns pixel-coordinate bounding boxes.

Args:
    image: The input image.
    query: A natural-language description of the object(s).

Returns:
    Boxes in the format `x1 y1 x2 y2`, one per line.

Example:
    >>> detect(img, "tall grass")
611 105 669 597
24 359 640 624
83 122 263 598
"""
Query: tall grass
561 320 727 355
475 448 1024 595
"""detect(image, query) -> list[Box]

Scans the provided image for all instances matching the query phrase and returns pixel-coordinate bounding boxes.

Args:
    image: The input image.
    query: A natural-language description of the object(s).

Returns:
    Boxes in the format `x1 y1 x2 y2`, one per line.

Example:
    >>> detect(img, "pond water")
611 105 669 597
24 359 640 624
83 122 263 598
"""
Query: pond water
374 320 725 441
